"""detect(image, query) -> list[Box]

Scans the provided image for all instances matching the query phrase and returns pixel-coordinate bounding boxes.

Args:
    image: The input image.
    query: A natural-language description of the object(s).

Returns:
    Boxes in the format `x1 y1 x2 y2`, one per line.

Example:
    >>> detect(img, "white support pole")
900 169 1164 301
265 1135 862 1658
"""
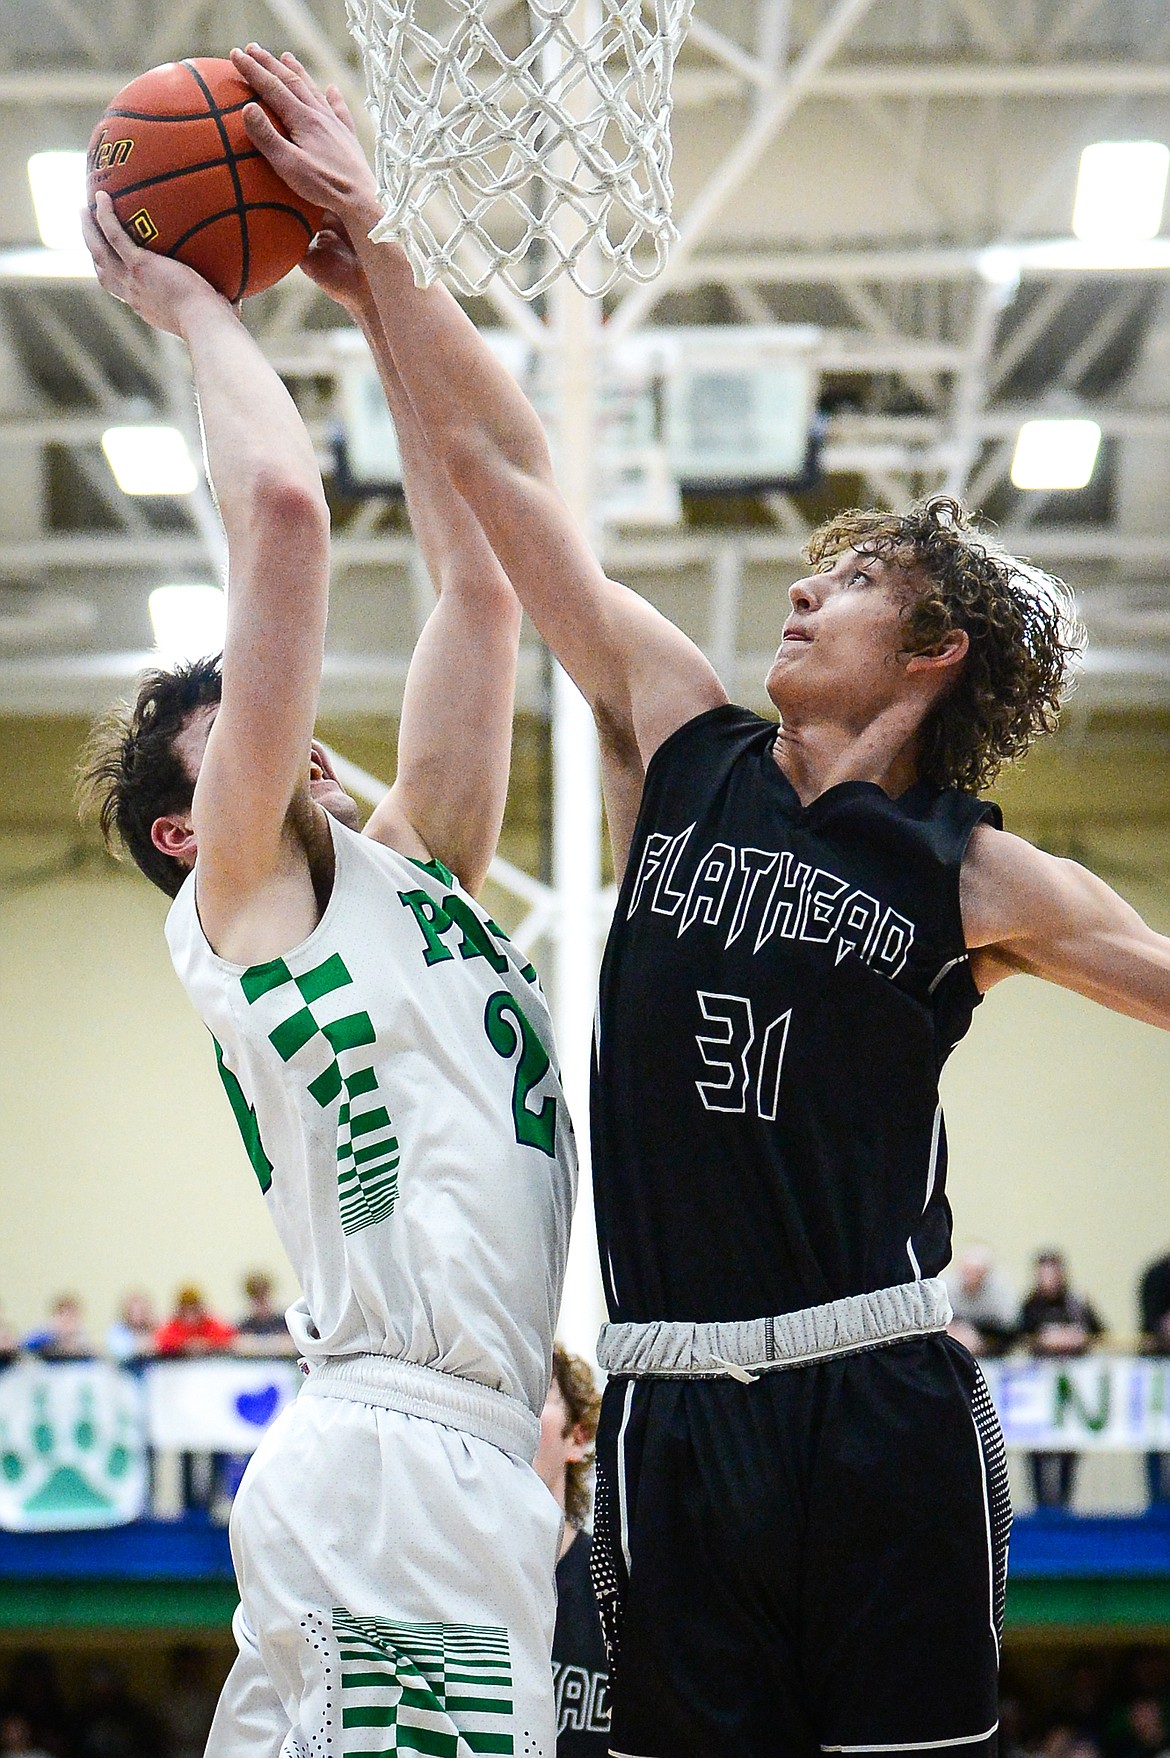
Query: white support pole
541 0 607 1367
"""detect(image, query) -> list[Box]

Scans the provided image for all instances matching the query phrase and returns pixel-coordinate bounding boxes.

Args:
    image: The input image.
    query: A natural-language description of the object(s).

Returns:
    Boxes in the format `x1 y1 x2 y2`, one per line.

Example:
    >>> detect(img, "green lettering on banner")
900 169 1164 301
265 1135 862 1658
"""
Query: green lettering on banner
212 1037 273 1193
399 890 456 965
1055 1369 1111 1433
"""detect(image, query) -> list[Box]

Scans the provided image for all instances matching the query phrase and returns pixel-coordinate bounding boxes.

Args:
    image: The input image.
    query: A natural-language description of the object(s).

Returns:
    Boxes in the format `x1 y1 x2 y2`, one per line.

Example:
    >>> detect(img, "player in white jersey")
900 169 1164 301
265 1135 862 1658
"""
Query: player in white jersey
79 118 575 1758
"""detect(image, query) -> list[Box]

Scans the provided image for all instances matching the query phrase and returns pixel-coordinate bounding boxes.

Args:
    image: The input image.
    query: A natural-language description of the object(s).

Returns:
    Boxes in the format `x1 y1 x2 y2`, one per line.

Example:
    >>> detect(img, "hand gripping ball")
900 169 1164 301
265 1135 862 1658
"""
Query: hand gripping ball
87 57 324 300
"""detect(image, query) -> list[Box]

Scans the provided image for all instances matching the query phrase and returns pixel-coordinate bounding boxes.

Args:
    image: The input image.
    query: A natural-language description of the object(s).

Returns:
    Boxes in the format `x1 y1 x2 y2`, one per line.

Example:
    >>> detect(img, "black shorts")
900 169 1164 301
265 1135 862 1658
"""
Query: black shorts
591 1334 1010 1758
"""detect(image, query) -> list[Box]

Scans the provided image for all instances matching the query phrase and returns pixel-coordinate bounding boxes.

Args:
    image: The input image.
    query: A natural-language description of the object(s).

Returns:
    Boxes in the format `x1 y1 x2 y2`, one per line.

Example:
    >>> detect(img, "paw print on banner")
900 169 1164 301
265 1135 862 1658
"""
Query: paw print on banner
0 1362 147 1530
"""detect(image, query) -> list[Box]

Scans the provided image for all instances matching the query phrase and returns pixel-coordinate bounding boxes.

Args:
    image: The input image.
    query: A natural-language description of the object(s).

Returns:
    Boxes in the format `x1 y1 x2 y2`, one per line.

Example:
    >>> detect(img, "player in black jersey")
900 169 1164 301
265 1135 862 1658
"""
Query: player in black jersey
237 61 1170 1758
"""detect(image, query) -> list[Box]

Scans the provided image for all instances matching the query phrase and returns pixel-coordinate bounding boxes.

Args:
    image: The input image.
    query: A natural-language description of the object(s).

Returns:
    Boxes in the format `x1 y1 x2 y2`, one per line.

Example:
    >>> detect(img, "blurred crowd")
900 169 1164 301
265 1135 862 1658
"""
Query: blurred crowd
0 1271 297 1367
944 1242 1170 1512
0 1647 224 1758
3 1247 1170 1517
1001 1647 1170 1758
5 1641 1170 1758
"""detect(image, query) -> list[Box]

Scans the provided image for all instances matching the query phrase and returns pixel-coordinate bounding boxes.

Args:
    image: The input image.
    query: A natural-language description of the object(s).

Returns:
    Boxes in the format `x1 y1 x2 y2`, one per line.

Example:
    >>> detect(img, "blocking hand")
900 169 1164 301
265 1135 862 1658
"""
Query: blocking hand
232 46 382 235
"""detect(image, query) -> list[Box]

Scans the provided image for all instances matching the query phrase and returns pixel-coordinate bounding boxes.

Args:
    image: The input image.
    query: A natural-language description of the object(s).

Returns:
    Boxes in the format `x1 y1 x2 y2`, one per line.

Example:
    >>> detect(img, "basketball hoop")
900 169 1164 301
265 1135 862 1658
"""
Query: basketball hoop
345 0 694 299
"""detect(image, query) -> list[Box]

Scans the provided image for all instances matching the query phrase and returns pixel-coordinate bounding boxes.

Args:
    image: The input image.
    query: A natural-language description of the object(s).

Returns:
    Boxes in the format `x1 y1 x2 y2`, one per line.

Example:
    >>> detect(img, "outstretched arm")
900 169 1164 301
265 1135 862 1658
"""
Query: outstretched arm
298 215 520 895
84 193 331 960
962 823 1170 1027
232 46 727 876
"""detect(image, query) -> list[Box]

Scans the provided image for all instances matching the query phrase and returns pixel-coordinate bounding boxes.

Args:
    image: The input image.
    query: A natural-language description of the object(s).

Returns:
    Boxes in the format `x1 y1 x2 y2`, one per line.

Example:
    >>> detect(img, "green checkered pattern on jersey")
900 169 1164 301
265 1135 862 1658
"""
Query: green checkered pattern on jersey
241 952 399 1235
333 1608 515 1756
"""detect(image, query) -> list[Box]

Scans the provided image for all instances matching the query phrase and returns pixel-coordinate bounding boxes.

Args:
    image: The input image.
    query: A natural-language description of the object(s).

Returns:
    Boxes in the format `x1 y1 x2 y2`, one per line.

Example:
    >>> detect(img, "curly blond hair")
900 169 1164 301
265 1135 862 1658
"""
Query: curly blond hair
804 495 1085 793
552 1343 601 1530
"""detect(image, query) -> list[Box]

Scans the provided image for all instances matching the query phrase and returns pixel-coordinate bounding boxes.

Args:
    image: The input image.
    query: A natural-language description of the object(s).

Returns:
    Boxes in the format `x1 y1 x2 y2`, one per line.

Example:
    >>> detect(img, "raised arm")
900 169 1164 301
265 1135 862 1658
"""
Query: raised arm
84 193 331 960
962 823 1170 1028
232 47 727 871
295 213 521 895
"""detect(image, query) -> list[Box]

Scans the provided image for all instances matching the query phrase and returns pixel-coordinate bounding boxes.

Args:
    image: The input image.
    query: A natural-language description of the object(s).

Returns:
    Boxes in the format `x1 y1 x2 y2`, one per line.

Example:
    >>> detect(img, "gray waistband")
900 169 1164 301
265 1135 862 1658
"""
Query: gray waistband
597 1278 953 1382
299 1354 540 1461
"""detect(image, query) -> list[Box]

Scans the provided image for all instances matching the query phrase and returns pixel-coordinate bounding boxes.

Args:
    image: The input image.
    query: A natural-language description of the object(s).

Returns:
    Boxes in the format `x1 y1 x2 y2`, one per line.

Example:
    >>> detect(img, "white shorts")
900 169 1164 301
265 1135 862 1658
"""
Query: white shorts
205 1369 562 1758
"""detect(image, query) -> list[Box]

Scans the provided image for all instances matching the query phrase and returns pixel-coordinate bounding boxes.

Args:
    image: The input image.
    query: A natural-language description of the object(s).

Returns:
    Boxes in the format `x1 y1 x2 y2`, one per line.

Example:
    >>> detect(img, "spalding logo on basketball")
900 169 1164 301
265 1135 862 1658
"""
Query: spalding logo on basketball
86 57 323 301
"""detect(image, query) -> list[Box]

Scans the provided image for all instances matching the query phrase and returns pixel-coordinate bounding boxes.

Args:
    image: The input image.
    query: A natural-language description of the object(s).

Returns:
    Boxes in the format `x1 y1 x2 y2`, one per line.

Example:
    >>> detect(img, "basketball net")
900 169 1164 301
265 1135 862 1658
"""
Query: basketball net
346 0 694 299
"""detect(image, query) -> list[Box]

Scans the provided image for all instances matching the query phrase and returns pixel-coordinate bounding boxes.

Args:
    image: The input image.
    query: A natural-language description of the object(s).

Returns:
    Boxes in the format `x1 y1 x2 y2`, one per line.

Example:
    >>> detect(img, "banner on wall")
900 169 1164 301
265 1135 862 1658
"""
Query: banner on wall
981 1356 1170 1450
144 1358 302 1451
0 1360 148 1531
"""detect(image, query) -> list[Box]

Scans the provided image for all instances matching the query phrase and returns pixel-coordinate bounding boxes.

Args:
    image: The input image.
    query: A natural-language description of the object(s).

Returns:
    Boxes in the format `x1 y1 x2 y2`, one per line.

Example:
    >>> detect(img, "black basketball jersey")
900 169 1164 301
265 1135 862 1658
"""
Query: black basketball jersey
553 1531 611 1756
591 705 1002 1325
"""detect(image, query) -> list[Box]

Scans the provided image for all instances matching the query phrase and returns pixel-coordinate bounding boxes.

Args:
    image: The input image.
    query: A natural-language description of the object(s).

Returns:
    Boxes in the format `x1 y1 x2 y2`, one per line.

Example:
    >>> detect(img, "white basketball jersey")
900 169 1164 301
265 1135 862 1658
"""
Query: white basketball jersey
165 818 577 1417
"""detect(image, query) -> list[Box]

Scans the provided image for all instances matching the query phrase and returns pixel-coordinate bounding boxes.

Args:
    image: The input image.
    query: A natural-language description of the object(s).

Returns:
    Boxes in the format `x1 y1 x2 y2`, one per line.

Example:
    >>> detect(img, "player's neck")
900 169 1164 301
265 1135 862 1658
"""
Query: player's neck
772 710 923 806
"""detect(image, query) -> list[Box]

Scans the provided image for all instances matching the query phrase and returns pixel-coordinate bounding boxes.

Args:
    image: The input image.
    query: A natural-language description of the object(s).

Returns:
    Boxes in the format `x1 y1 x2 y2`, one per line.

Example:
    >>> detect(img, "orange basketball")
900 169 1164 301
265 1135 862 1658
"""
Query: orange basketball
86 58 323 301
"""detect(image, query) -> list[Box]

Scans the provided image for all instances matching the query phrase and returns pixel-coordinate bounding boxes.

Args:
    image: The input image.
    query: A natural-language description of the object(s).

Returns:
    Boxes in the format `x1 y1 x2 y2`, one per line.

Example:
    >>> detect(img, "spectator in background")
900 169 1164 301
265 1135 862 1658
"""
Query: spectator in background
0 1717 54 1758
105 1292 158 1364
0 1311 17 1364
154 1289 234 1516
1138 1248 1170 1508
944 1242 1018 1357
1059 1654 1112 1751
0 1652 72 1758
1019 1249 1105 1510
154 1288 234 1357
22 1295 93 1361
533 1345 609 1758
996 1694 1029 1758
1104 1649 1170 1756
155 1647 222 1758
1103 1697 1166 1758
231 1272 296 1357
73 1659 160 1758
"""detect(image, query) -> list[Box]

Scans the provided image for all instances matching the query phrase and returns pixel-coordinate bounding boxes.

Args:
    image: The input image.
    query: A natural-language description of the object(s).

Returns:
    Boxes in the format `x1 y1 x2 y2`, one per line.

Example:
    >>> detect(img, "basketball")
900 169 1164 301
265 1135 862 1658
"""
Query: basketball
86 58 323 301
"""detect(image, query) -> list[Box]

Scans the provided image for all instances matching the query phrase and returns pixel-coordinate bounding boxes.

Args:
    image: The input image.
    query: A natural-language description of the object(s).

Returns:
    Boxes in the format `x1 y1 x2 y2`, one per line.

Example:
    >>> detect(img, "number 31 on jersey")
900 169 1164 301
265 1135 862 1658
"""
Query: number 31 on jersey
694 990 793 1121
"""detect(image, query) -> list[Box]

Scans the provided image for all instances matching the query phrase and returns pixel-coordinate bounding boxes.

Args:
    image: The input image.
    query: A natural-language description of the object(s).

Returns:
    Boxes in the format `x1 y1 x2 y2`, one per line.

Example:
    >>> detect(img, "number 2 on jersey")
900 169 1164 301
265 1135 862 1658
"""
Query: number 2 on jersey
484 991 558 1157
695 990 793 1121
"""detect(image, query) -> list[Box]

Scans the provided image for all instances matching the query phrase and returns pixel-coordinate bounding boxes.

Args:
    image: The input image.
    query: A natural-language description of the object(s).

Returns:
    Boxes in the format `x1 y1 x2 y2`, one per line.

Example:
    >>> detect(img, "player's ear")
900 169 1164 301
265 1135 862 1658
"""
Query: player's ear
904 626 969 677
151 812 197 867
565 1422 592 1465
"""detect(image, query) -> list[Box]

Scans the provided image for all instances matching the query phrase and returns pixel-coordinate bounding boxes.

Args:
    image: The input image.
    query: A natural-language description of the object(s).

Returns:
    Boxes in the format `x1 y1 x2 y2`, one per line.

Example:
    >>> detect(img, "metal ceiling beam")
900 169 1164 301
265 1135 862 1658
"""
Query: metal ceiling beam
609 0 884 337
667 246 1170 288
687 18 776 90
4 526 1169 576
6 59 1170 109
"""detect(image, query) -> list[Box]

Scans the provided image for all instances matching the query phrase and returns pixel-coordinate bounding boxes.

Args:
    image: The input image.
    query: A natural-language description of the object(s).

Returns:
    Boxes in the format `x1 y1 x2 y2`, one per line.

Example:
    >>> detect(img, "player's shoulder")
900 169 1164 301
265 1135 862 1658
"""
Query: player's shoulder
645 701 775 783
961 822 1087 951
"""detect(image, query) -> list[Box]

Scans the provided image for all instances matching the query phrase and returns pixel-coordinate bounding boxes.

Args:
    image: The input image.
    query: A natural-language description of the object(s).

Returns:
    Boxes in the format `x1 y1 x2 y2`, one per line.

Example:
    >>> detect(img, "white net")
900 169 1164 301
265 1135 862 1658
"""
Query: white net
346 0 694 299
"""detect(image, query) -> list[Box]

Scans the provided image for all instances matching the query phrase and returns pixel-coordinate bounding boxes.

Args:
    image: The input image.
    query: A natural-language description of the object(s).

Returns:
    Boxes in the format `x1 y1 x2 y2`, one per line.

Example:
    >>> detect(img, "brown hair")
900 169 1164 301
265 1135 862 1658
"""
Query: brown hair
804 495 1085 793
76 656 223 897
552 1342 601 1530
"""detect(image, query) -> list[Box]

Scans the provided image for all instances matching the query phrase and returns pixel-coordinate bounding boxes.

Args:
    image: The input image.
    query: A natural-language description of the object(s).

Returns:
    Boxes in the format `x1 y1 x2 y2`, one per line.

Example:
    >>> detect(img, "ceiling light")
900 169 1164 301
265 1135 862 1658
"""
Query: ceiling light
27 151 88 252
0 247 95 280
148 585 227 660
1010 419 1101 491
102 426 198 496
1073 141 1169 243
